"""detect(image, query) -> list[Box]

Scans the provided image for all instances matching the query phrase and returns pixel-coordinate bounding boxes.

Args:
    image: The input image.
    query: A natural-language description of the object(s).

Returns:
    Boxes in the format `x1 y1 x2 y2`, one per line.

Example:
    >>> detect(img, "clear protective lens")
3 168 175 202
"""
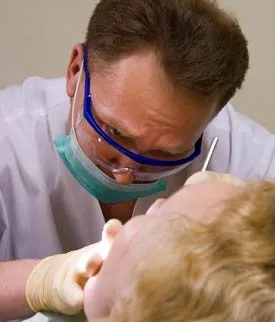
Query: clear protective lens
74 110 192 182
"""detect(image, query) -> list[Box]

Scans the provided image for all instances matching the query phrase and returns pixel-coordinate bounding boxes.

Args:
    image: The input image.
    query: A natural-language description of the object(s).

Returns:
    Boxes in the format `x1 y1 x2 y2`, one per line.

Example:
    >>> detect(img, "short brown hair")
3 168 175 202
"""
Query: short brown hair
108 181 275 321
85 0 249 109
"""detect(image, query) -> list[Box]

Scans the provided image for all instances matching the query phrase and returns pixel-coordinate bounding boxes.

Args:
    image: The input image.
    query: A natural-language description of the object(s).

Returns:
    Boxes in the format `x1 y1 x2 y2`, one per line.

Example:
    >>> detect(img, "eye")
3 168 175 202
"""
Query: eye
108 126 123 137
149 148 193 160
105 125 135 146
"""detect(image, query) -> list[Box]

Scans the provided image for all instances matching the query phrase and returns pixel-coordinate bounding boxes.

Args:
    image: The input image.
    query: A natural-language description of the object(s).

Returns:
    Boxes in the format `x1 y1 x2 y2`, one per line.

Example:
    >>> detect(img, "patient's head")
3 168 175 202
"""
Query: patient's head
84 173 275 322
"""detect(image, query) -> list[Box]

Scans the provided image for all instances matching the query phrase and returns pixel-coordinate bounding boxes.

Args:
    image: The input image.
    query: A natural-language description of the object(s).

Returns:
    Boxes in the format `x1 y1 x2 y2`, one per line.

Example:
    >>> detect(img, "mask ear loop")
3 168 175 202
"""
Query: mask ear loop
71 60 84 132
71 59 135 179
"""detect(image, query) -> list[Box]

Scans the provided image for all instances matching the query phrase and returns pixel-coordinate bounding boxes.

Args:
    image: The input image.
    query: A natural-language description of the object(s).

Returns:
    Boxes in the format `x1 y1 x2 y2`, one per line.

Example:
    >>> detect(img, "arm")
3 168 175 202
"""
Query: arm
0 247 104 321
0 260 39 320
0 249 104 321
0 220 122 321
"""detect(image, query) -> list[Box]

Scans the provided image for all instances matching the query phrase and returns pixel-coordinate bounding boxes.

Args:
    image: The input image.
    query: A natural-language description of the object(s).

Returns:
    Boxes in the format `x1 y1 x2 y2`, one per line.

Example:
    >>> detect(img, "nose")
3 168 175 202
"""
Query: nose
112 168 135 184
112 155 141 184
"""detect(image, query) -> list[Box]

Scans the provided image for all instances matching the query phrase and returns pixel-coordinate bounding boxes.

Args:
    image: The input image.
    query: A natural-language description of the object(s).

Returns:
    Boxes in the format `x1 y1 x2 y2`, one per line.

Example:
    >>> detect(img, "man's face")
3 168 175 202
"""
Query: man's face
66 45 217 184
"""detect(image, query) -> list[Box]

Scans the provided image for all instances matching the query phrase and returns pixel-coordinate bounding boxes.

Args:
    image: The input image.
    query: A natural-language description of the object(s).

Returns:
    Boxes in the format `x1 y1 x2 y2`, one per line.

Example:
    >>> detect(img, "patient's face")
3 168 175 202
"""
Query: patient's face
84 173 244 320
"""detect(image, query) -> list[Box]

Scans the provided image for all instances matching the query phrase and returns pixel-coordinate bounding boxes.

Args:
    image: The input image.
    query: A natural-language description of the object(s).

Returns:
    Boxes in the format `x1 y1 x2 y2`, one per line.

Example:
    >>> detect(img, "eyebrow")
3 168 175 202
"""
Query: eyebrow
164 146 193 156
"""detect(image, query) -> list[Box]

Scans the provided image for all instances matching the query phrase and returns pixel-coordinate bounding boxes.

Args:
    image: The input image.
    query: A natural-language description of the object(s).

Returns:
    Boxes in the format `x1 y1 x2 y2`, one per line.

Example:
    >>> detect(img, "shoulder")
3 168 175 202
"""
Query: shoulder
209 103 272 137
0 76 67 172
0 78 67 204
0 76 67 122
204 103 275 179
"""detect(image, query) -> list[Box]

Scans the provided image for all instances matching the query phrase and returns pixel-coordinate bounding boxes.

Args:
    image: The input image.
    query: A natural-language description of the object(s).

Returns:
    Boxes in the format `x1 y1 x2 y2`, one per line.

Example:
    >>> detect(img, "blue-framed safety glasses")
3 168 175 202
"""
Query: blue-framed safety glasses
73 45 203 182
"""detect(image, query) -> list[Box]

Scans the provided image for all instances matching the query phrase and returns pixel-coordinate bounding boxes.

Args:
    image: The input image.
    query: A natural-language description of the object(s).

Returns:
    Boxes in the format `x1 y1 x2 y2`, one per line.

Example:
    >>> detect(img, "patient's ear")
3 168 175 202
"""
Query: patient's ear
102 219 123 242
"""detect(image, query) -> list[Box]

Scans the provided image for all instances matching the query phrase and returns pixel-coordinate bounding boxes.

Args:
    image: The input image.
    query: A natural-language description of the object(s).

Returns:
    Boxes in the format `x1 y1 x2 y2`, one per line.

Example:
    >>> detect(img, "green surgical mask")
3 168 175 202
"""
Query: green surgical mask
54 130 167 204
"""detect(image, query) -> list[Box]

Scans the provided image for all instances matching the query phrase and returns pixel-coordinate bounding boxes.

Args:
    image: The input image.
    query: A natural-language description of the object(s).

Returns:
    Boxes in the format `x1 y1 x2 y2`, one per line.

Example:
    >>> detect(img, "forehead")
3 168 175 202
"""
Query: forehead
90 51 216 144
152 181 242 224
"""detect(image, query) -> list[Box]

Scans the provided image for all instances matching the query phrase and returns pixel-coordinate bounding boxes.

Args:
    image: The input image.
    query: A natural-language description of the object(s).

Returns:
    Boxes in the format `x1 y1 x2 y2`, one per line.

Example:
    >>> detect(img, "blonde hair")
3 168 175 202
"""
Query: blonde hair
109 181 275 322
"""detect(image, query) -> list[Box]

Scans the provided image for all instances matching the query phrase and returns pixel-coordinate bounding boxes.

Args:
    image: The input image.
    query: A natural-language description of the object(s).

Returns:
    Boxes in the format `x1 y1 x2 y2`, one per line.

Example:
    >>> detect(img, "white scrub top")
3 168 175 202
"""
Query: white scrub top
24 312 86 322
1 77 275 321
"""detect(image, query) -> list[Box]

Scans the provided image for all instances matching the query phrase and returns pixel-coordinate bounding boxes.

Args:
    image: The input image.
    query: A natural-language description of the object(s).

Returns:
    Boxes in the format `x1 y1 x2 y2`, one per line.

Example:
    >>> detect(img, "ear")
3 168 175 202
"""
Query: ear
102 219 123 243
66 43 84 98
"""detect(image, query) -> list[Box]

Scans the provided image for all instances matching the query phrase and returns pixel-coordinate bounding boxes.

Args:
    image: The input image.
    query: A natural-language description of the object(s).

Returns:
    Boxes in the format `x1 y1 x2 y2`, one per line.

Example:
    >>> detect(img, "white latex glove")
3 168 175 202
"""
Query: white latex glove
25 219 122 315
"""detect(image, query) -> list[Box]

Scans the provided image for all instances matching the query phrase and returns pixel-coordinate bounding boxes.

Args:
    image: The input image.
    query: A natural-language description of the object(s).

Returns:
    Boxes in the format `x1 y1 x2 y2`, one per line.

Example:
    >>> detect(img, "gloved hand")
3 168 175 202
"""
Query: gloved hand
25 219 122 315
